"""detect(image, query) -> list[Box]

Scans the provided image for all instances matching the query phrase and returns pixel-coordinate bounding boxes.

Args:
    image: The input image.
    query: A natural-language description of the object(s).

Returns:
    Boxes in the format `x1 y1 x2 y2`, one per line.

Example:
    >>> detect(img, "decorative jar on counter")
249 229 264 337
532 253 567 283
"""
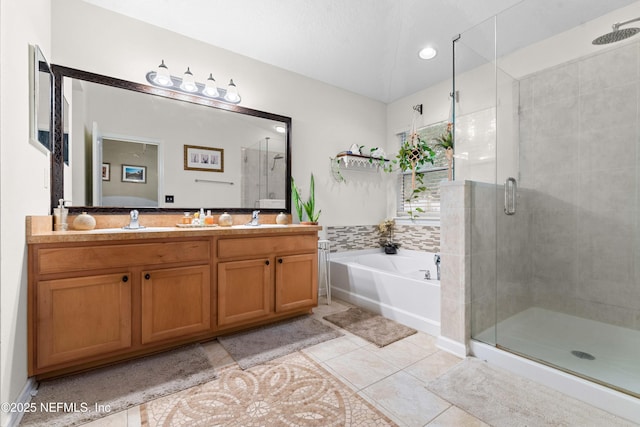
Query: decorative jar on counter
276 212 289 225
72 212 96 230
218 212 233 227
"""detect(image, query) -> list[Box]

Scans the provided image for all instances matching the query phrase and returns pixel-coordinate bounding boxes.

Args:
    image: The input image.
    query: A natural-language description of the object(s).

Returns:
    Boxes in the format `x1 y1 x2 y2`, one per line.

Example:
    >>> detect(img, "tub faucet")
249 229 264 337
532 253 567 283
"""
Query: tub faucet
434 254 441 280
247 210 260 226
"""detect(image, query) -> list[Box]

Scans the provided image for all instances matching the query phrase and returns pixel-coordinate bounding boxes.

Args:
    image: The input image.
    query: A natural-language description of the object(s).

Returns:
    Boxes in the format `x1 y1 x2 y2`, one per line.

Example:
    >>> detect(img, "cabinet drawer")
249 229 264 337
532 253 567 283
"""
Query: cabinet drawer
217 235 317 260
37 240 211 275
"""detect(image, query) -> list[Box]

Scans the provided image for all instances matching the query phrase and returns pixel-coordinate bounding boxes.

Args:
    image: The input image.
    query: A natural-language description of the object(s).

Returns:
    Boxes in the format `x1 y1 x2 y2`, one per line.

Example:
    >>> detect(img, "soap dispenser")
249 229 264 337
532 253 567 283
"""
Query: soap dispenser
53 199 70 231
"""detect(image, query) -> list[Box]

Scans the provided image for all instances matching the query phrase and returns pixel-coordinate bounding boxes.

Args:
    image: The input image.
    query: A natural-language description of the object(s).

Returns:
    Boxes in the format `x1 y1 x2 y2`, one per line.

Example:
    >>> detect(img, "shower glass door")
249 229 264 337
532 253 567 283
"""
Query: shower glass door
461 1 640 397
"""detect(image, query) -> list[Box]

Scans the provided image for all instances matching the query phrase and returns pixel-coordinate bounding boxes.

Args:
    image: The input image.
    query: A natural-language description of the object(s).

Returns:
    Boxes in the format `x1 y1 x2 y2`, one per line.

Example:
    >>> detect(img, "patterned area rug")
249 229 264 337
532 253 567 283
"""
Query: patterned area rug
217 315 343 369
323 307 416 347
21 344 217 427
141 352 396 426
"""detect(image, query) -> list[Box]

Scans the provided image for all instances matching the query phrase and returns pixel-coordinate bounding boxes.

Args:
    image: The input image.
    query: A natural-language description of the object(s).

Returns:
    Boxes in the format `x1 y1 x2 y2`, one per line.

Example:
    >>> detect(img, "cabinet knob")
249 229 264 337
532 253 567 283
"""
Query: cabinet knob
144 273 151 280
122 275 129 282
278 258 283 264
265 260 270 265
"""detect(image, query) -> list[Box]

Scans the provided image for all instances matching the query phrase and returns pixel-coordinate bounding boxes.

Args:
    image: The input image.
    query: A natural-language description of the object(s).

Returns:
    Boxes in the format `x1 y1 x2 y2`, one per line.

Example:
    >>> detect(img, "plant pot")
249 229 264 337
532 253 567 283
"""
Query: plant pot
300 221 318 225
384 246 397 255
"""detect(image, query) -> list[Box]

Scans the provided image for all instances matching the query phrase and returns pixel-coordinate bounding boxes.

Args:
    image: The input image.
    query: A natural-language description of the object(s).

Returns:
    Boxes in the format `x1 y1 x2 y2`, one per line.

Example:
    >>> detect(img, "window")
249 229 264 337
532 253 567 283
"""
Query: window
396 122 450 218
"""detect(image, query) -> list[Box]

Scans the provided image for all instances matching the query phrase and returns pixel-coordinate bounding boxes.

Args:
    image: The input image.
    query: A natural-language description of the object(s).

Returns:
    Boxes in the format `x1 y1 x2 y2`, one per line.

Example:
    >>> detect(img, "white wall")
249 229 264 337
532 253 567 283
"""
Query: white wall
0 1 51 425
52 0 389 228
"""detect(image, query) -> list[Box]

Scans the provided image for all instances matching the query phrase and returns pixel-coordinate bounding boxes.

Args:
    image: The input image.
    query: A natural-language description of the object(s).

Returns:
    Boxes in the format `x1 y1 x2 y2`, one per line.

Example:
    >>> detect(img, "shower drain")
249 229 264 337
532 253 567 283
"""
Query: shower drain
571 350 595 360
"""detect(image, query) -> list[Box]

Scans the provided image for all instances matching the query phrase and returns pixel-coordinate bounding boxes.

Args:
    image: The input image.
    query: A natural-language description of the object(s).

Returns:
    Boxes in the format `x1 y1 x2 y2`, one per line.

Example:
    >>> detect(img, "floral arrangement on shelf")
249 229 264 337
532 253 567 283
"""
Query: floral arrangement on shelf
378 218 400 254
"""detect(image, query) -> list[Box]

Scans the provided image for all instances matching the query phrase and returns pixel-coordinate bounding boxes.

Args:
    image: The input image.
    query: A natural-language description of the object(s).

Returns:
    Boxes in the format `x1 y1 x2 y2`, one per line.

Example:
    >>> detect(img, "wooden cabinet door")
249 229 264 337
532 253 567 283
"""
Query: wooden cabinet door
218 258 271 326
36 272 132 369
275 253 318 312
141 265 211 344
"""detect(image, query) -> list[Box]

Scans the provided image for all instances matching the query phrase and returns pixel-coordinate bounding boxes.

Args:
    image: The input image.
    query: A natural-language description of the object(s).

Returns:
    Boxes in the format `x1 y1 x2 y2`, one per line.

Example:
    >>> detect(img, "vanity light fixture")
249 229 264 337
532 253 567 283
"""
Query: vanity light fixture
146 60 241 104
418 46 437 60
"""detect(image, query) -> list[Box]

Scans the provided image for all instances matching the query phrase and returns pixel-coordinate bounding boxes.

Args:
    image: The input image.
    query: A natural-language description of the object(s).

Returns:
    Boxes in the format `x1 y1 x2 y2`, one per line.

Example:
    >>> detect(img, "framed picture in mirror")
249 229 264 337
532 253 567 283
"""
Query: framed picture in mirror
122 165 146 183
184 145 224 172
102 163 110 181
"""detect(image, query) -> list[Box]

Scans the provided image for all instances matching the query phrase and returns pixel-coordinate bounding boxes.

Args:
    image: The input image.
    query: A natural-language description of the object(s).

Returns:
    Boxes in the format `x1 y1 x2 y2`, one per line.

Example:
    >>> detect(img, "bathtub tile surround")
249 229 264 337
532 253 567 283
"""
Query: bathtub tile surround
326 223 440 253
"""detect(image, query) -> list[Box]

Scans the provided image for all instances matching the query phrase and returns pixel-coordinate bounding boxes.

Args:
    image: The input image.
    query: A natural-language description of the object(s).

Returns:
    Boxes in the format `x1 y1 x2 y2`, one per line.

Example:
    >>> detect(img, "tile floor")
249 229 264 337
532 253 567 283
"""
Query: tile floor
81 298 631 427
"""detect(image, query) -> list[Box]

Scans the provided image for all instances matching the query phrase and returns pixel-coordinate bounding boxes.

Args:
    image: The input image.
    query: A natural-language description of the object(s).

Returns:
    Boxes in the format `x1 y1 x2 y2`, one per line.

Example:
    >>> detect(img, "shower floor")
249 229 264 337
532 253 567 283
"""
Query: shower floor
474 307 640 397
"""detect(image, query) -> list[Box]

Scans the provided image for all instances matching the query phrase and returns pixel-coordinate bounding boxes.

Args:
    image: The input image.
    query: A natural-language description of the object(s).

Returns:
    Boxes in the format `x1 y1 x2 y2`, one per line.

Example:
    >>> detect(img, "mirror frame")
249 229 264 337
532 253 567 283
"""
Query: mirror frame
51 65 292 214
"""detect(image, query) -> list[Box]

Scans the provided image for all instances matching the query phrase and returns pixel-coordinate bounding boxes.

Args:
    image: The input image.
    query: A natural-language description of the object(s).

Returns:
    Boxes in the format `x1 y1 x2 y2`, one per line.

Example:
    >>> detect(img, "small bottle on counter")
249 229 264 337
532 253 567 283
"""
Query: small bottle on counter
205 210 214 225
181 212 192 224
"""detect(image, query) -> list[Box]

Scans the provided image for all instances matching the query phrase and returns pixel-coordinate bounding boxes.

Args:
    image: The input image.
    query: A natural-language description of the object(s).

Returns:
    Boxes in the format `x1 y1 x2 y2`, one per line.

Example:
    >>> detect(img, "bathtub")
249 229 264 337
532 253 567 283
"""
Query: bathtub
329 249 440 336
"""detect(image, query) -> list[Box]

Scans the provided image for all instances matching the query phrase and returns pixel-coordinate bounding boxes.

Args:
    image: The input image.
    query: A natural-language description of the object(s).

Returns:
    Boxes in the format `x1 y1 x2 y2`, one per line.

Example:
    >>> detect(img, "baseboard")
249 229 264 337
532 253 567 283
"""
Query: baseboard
3 377 37 427
436 335 468 358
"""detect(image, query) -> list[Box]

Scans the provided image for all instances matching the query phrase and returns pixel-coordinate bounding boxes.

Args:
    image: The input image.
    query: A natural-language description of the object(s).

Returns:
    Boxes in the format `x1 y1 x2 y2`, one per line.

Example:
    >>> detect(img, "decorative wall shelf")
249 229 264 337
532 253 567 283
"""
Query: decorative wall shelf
330 153 389 183
335 153 389 168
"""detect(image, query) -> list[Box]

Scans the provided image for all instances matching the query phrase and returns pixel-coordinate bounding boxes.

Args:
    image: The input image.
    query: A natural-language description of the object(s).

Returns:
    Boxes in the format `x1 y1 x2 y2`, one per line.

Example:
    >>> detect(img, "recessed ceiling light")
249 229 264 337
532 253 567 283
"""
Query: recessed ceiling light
275 125 286 133
418 46 437 60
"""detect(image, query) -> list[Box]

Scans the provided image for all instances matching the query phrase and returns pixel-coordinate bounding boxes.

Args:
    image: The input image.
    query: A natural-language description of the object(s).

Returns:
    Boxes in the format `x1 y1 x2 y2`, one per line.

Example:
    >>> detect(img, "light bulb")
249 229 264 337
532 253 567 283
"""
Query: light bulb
180 67 198 92
153 60 172 86
224 79 240 102
203 73 219 98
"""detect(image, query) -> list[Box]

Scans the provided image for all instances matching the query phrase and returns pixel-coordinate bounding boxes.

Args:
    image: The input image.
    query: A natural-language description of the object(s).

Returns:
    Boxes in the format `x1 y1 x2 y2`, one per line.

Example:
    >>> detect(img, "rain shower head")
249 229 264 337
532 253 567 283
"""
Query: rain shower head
592 17 640 45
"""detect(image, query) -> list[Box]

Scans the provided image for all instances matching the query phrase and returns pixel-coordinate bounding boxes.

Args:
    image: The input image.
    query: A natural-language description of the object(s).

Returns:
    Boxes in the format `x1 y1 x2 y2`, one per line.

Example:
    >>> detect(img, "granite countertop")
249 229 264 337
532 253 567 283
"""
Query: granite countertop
26 215 321 244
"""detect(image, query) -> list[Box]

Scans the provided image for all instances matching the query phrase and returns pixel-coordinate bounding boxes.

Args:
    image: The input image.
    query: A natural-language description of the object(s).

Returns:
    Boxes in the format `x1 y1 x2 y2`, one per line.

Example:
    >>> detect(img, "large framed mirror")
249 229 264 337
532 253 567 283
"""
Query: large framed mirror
50 65 291 214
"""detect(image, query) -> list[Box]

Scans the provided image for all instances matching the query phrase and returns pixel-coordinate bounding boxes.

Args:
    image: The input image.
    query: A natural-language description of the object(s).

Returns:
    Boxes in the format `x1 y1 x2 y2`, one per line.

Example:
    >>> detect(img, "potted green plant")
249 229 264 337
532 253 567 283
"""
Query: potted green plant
382 130 436 218
291 173 321 224
434 122 454 181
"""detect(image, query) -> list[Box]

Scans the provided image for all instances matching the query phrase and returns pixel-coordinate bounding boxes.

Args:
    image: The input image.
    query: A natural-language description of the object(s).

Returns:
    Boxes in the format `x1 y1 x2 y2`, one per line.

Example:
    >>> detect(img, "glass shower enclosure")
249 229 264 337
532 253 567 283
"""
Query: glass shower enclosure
455 1 640 399
241 137 287 209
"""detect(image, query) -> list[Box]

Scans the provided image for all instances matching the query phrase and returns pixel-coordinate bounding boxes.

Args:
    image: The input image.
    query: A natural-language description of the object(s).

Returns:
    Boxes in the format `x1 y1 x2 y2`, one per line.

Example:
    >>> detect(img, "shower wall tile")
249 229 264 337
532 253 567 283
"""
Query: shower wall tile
579 123 637 173
579 42 638 95
532 95 579 140
531 62 579 107
577 168 636 217
579 83 638 134
517 77 534 113
531 133 580 179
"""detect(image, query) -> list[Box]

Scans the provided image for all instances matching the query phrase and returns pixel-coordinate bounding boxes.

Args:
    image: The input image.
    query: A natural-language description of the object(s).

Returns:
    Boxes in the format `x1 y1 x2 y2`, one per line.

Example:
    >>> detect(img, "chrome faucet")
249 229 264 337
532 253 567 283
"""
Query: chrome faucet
124 209 144 229
434 253 441 280
247 210 260 226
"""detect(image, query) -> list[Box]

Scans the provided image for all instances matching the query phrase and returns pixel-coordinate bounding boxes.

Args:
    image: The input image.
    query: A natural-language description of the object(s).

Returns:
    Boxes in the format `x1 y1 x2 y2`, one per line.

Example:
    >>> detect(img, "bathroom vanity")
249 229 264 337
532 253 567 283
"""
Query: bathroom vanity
26 216 320 378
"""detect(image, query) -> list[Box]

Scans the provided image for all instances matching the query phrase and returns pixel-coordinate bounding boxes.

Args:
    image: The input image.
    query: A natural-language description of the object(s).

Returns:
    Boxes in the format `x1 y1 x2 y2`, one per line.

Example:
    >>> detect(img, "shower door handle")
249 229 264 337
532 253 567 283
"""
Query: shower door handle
504 177 517 215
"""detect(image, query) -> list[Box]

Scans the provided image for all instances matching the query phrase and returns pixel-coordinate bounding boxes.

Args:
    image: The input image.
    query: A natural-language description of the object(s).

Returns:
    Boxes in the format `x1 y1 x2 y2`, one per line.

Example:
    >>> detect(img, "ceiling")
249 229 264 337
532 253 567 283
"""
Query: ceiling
82 0 638 103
